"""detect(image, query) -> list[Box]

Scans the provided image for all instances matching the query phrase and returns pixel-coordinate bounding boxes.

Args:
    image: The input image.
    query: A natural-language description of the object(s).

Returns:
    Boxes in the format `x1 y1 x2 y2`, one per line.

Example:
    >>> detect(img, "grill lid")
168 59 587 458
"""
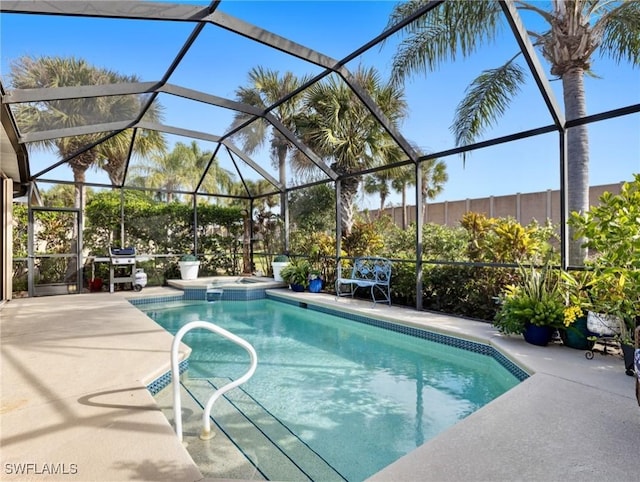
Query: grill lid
109 247 135 257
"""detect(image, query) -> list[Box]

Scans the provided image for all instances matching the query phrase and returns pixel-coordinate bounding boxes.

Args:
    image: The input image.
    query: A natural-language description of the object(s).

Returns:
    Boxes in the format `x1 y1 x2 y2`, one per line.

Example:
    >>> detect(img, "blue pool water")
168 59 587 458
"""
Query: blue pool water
142 299 520 481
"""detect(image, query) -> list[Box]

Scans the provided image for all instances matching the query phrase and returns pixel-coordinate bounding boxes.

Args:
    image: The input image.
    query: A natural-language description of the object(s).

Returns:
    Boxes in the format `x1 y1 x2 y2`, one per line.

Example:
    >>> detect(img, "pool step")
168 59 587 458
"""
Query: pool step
156 380 266 480
185 377 346 482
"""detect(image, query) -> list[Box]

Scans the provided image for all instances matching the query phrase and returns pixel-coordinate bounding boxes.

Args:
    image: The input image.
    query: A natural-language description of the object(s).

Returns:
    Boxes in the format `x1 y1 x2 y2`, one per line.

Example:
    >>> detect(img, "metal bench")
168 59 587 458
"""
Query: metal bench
335 257 392 305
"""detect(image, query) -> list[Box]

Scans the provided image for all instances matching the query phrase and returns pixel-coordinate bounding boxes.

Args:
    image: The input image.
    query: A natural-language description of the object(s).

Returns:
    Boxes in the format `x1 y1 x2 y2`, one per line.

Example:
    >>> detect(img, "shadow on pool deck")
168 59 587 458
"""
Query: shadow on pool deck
1 286 639 482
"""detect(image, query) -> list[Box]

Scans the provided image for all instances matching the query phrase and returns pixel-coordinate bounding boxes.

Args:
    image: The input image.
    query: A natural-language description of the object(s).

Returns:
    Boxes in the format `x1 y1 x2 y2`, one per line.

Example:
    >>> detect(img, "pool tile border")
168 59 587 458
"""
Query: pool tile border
147 359 189 395
184 287 268 301
271 295 530 382
130 294 184 305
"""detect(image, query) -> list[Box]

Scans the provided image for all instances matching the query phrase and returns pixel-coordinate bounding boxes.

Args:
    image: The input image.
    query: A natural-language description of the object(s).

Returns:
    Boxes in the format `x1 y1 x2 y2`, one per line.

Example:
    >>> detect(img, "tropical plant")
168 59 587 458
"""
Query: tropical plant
99 128 166 187
560 269 593 320
342 220 385 257
390 165 415 229
280 258 311 288
295 66 408 236
387 0 640 265
460 212 558 263
379 154 449 228
494 262 565 335
568 174 640 344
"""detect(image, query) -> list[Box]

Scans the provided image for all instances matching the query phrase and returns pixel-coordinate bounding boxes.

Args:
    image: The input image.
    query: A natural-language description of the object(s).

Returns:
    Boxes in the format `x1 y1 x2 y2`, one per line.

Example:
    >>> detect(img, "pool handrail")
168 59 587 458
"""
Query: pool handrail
170 320 258 442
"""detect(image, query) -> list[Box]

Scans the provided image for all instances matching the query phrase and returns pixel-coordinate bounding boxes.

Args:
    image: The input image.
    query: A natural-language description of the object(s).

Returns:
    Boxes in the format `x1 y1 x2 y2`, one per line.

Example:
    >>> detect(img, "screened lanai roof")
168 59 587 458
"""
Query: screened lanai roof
1 0 639 203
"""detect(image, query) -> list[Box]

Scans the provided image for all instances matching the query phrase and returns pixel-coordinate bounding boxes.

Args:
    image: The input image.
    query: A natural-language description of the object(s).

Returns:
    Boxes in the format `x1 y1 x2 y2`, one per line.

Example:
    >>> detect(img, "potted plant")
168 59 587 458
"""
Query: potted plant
494 262 565 346
280 259 310 292
178 254 200 280
308 269 324 293
272 254 289 282
558 270 596 350
569 174 640 373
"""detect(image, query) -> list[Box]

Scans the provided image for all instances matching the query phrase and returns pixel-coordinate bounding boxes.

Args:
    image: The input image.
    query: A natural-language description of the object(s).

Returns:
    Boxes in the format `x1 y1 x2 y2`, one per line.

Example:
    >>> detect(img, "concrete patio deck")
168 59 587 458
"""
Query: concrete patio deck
1 286 639 481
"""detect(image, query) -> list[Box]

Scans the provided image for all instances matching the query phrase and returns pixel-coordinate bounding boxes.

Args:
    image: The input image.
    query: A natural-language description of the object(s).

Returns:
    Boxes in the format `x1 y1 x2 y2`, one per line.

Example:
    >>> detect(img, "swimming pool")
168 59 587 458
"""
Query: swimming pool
142 298 522 481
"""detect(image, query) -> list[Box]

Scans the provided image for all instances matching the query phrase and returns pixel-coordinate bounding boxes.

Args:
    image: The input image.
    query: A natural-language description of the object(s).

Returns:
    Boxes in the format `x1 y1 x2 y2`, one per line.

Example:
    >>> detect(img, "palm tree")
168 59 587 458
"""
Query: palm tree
192 142 235 197
9 55 165 209
296 66 408 236
364 171 393 216
129 141 231 202
387 0 640 265
389 156 448 229
227 179 279 211
231 67 311 222
99 127 166 186
390 165 415 229
411 157 448 222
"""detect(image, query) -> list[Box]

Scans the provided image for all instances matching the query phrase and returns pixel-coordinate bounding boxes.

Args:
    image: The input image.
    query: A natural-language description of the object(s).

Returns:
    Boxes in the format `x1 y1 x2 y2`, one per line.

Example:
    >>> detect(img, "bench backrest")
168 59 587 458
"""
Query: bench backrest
351 257 392 285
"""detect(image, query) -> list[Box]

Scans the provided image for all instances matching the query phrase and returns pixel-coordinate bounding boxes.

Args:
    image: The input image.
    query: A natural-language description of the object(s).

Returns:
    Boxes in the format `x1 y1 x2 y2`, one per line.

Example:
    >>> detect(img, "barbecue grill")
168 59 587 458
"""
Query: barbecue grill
108 247 146 292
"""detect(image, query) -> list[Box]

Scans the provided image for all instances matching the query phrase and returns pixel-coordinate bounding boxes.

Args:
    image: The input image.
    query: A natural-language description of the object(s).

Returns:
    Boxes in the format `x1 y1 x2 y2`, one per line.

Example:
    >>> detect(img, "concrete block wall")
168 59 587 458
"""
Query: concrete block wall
371 183 623 228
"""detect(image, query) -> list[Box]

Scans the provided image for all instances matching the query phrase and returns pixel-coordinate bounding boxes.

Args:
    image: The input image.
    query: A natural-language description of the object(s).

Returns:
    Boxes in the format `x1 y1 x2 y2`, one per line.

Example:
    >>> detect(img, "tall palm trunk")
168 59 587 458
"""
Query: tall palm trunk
563 68 590 265
379 191 387 217
103 161 125 186
338 176 360 236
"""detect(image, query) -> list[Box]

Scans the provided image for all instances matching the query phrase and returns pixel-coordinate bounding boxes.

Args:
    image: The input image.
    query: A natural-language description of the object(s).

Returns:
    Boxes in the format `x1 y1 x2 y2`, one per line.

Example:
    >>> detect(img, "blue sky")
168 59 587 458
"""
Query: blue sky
1 0 638 208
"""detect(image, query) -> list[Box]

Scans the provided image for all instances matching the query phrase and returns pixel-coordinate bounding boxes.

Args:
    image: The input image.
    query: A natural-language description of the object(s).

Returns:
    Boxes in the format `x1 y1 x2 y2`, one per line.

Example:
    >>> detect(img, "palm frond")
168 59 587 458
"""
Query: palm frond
598 1 640 66
388 0 503 84
452 60 526 147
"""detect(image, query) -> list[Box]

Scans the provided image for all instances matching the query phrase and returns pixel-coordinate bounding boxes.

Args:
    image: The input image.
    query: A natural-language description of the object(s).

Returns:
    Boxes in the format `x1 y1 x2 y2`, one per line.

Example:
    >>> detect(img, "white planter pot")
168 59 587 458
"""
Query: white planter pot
587 311 621 336
178 261 200 280
272 261 289 282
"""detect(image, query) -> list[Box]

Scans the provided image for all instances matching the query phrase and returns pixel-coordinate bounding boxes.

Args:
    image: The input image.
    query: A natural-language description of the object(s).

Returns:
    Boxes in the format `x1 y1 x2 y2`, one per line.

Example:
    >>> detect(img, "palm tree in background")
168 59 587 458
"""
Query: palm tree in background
227 178 281 266
227 179 279 211
231 67 311 223
389 156 447 229
414 157 448 222
296 66 408 236
99 126 166 186
129 141 233 202
387 0 640 265
390 165 415 229
9 55 166 210
364 171 393 217
187 140 235 198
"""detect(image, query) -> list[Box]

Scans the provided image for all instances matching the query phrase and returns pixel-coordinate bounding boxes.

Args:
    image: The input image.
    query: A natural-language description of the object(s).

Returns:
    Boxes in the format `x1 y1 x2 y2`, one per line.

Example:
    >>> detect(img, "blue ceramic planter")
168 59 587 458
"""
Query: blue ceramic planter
308 278 323 293
290 283 305 292
523 323 554 346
